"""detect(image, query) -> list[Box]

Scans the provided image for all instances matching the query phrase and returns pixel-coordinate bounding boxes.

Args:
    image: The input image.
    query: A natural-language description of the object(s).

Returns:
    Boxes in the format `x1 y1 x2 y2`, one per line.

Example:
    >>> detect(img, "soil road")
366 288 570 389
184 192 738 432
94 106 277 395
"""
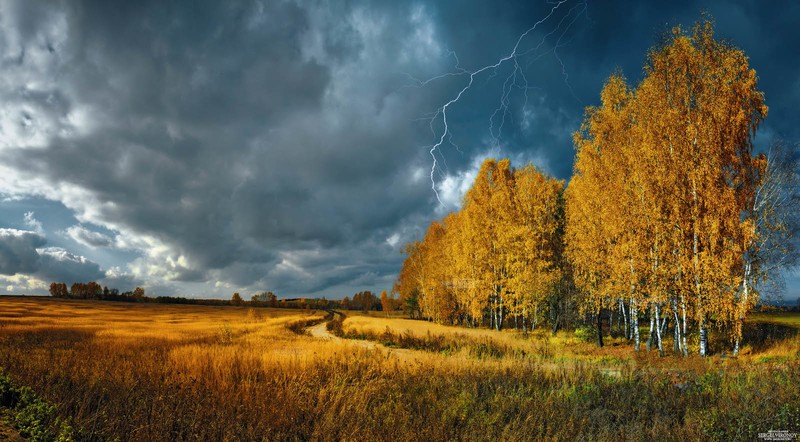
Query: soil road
305 311 412 356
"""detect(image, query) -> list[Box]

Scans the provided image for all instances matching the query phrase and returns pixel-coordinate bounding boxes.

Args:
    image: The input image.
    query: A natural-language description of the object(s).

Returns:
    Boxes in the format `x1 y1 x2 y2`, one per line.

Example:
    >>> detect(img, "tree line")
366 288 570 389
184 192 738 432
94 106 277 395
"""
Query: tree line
247 290 402 313
49 282 145 302
394 20 799 356
394 159 566 333
48 281 404 314
339 290 402 314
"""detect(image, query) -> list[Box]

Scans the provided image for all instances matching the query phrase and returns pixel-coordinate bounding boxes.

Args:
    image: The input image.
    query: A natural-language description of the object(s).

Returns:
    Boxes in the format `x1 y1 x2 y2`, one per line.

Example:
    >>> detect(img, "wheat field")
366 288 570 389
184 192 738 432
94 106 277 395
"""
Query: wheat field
1 296 799 441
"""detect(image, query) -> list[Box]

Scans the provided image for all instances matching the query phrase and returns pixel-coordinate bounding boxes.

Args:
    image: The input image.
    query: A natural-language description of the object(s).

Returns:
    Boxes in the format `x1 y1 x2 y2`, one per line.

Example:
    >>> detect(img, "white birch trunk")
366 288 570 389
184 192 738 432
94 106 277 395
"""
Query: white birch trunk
655 304 664 357
699 316 708 357
672 297 681 354
733 260 751 356
692 177 707 357
497 294 503 331
680 294 689 357
631 298 640 351
522 306 528 334
621 299 628 340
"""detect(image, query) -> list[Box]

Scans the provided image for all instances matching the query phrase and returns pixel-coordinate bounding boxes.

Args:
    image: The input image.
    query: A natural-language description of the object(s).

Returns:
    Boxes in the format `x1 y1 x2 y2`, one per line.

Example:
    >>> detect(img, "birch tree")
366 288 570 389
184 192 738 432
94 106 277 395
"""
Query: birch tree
503 165 564 333
636 20 767 356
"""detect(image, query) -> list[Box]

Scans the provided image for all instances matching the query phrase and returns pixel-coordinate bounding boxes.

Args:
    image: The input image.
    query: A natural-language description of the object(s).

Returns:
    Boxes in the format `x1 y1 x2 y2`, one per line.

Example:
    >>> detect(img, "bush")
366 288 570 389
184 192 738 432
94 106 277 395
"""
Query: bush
574 325 597 343
0 370 75 442
326 312 344 336
217 322 234 345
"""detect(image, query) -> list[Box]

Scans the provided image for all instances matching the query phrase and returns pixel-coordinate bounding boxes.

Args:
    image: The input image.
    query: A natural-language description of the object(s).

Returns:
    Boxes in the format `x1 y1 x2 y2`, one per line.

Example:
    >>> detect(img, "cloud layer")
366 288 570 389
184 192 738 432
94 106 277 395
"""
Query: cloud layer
0 228 103 285
0 1 796 298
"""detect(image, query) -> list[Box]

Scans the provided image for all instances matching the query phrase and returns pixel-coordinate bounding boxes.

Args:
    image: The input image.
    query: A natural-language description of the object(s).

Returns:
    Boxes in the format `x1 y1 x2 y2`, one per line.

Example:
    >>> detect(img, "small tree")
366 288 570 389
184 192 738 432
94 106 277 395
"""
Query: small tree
231 292 243 306
380 290 393 317
404 289 420 319
352 291 376 313
87 282 103 299
70 283 86 298
49 282 68 298
132 287 145 300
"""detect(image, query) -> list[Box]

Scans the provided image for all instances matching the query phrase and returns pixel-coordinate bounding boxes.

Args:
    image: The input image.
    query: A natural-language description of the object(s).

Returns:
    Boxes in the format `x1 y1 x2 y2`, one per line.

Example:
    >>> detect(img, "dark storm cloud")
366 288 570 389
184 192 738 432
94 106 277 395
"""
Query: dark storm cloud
37 247 104 283
0 229 103 283
0 229 44 275
0 0 444 294
416 1 800 180
0 0 796 296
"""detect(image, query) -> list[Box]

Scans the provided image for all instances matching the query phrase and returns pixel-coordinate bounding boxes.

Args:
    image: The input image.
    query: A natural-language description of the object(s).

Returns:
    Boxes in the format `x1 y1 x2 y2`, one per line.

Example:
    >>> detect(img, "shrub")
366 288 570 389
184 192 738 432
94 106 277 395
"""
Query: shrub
0 371 75 442
574 325 597 343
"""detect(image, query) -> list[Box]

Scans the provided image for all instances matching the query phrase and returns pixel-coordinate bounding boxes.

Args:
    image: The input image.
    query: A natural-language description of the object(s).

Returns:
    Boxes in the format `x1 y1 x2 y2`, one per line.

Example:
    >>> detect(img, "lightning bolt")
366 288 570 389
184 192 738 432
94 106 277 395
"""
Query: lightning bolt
411 0 587 205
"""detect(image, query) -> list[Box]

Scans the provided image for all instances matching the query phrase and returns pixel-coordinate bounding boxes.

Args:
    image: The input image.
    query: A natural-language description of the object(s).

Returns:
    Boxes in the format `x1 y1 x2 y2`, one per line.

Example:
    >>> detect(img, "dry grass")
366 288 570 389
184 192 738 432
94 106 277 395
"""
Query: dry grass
0 297 798 441
735 312 800 363
344 312 645 367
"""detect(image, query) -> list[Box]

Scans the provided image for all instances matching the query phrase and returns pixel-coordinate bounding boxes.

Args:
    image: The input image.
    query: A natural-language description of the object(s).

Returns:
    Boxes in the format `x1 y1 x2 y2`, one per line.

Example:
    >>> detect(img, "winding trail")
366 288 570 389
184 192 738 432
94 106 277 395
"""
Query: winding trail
306 319 335 340
305 311 413 358
304 313 630 375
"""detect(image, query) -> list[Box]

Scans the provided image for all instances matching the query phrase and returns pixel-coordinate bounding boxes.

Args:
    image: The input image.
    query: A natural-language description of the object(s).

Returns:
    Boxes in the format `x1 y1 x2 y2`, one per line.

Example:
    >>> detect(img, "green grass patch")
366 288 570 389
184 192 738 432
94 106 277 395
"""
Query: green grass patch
0 370 76 441
749 312 800 328
756 355 791 364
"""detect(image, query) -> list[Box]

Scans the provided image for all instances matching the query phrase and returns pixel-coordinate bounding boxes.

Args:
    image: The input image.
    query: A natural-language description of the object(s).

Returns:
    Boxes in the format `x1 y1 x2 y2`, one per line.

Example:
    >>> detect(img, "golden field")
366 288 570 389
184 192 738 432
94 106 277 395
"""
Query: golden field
1 296 799 441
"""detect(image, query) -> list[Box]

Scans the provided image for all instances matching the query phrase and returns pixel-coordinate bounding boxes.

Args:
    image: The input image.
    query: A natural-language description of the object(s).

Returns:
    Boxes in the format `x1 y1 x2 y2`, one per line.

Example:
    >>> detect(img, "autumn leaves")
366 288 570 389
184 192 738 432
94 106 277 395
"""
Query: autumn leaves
395 159 564 331
568 20 768 356
397 20 777 356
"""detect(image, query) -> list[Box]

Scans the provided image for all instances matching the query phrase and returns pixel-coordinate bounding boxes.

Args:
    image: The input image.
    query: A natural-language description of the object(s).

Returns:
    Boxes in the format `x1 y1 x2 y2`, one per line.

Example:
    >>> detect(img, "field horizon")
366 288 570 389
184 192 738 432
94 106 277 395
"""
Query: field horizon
1 296 798 441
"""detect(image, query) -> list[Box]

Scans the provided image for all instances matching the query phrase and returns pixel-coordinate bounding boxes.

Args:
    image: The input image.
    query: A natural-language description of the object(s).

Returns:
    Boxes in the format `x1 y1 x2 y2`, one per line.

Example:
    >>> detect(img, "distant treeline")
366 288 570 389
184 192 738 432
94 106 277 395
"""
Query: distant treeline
49 282 145 302
237 289 402 312
48 282 402 312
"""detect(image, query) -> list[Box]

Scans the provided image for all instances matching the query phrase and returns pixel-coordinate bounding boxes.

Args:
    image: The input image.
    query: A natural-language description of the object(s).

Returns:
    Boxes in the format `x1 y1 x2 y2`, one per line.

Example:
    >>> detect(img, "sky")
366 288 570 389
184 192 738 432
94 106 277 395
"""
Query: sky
0 0 797 301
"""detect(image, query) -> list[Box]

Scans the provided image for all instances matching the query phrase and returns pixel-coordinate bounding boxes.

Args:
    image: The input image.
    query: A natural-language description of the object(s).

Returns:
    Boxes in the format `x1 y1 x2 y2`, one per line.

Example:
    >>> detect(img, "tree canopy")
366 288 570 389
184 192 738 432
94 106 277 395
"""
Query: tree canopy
395 19 796 357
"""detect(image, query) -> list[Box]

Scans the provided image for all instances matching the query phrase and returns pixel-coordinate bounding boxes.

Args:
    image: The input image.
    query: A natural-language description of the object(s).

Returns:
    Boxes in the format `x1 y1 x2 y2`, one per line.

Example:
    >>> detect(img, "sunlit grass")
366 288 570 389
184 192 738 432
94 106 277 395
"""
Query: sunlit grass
344 311 646 366
749 312 800 328
0 297 798 440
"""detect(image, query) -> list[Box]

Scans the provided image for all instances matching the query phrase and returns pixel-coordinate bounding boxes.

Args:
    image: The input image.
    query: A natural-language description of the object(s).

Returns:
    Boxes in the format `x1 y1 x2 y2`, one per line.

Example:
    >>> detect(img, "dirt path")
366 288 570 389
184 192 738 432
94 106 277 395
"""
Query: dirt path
306 320 335 340
303 314 634 374
305 311 409 356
